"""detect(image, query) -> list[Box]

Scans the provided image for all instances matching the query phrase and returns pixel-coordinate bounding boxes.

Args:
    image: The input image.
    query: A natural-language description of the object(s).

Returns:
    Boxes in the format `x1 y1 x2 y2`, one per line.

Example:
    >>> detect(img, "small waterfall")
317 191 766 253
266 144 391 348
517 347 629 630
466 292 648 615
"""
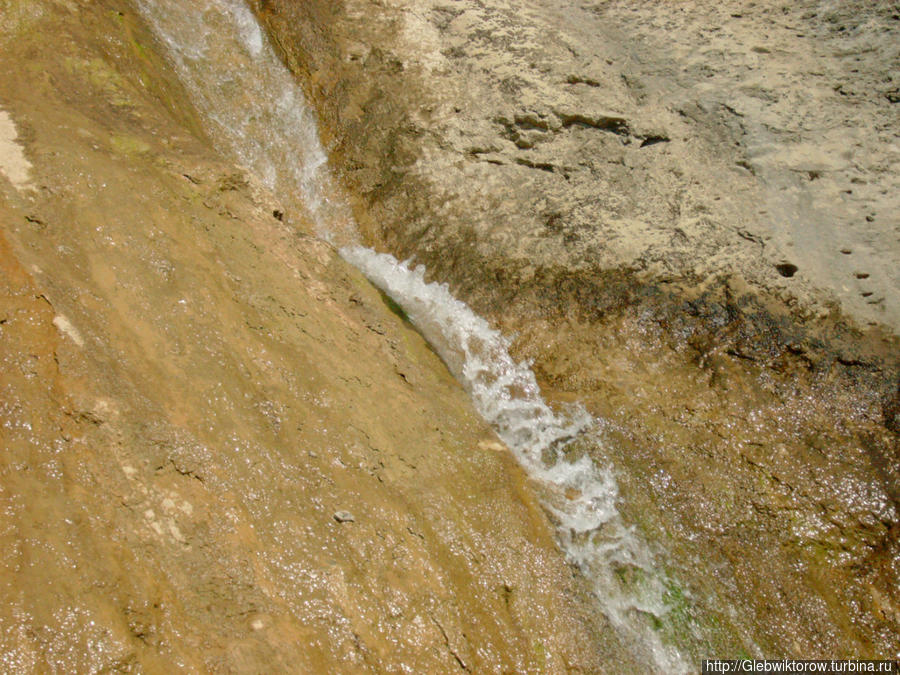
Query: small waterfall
136 0 690 669
341 247 591 462
341 248 689 671
136 0 357 246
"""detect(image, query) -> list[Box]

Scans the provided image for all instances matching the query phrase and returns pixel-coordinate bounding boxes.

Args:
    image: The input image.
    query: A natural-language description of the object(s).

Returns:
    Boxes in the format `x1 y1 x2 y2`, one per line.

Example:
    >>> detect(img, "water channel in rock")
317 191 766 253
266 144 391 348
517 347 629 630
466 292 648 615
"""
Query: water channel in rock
135 0 697 668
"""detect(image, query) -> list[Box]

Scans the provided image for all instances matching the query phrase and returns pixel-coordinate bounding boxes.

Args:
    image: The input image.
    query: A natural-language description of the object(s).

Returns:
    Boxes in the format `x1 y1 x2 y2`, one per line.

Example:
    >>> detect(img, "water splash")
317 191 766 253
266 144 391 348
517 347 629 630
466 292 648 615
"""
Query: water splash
342 247 689 671
340 247 590 462
137 0 690 670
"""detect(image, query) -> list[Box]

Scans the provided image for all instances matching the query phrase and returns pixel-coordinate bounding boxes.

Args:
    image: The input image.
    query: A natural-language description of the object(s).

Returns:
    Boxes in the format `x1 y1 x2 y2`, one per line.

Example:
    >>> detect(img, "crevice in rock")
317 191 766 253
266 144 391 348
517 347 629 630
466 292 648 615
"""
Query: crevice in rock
429 613 470 672
514 157 556 173
555 110 631 135
639 134 669 148
565 74 601 87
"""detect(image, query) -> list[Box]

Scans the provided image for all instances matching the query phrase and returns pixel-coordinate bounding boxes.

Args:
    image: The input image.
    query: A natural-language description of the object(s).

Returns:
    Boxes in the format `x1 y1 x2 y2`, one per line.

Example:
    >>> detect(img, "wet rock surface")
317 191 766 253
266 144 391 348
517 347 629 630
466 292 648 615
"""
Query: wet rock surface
254 0 900 659
0 1 622 671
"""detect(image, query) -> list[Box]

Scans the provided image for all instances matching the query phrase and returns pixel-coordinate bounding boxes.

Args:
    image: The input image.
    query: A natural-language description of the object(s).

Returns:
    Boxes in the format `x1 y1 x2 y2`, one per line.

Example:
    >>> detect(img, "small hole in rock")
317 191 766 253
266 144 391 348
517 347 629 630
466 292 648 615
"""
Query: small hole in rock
855 272 869 279
775 263 798 278
840 248 852 254
272 209 284 221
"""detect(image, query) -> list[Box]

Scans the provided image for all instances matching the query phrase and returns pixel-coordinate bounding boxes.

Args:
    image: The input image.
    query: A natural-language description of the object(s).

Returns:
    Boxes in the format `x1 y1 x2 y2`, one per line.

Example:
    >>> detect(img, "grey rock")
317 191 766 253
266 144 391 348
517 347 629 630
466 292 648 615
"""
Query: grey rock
333 510 355 523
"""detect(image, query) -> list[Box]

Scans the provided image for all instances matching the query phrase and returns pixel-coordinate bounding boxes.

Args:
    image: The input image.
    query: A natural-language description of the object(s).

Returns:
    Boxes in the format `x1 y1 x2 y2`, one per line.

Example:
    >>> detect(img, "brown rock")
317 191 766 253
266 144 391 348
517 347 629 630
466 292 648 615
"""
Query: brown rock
0 1 620 671
255 0 900 660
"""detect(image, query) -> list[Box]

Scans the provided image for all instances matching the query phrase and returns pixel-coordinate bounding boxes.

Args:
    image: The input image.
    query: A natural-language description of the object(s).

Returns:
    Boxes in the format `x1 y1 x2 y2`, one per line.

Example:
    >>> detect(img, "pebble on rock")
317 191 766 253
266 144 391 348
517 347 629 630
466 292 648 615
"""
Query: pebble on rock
333 510 355 523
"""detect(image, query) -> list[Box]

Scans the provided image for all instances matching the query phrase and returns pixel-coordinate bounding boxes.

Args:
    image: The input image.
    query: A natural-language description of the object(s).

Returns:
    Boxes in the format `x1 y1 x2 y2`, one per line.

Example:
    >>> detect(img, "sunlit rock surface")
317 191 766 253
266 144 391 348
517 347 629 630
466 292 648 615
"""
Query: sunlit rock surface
253 0 900 660
0 1 621 671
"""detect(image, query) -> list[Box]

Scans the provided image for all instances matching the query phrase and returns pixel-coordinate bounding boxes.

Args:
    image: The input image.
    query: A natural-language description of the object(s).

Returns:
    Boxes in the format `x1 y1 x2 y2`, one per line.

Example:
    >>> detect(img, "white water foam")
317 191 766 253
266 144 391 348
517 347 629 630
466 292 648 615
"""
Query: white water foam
136 0 690 669
342 247 689 671
340 247 591 462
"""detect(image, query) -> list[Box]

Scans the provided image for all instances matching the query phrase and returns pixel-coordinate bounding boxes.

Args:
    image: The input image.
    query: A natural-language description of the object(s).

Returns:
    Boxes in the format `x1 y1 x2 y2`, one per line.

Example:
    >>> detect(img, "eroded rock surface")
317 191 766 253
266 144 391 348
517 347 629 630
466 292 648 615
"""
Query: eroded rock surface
254 0 900 659
0 1 619 671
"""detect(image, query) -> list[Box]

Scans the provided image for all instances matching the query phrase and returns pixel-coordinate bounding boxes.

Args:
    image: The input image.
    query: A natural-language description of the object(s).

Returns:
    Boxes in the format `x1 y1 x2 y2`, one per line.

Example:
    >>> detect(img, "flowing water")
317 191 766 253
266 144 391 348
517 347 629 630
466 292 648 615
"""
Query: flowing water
135 0 691 669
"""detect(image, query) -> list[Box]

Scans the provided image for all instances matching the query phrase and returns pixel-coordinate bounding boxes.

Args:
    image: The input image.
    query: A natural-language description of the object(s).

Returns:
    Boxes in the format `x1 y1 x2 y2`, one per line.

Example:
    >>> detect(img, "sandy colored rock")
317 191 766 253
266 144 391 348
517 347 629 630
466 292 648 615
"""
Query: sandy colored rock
254 0 900 660
0 110 32 190
0 0 622 671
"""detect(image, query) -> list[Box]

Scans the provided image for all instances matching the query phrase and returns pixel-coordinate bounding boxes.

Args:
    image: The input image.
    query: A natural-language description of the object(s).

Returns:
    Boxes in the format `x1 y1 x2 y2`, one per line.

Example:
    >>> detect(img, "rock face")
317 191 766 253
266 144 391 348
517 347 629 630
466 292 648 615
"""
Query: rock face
254 0 900 659
0 1 620 671
255 0 900 331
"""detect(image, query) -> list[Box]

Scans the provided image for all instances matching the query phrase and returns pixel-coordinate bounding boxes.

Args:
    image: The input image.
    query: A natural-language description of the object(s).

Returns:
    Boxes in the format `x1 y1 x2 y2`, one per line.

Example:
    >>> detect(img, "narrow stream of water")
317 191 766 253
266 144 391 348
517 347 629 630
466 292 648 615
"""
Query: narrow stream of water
135 0 690 669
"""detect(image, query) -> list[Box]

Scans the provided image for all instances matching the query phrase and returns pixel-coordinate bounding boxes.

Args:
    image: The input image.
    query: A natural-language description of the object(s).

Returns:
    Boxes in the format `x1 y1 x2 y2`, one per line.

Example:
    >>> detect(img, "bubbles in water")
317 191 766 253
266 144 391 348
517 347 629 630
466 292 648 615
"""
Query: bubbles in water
339 247 589 460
